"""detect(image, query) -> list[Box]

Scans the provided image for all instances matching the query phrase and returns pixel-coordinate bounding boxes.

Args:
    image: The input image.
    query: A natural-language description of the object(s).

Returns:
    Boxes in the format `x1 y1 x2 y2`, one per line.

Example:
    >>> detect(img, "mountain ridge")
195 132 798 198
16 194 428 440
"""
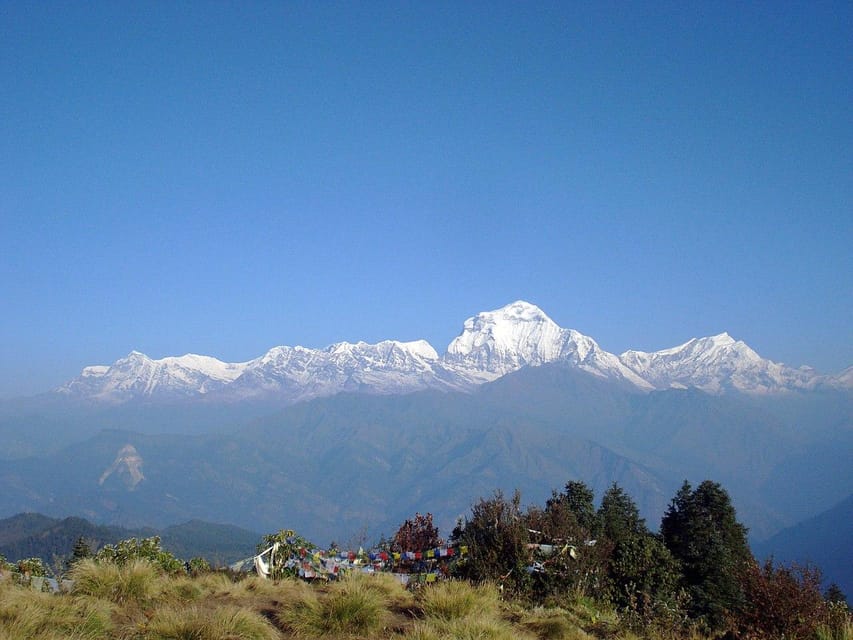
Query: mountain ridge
57 301 851 404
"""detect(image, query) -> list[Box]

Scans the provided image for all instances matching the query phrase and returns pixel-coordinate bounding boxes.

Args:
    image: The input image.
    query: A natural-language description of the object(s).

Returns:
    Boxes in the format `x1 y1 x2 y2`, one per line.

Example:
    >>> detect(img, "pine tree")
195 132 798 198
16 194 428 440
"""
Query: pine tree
546 480 597 536
71 536 92 562
598 483 680 613
661 480 752 631
599 483 645 544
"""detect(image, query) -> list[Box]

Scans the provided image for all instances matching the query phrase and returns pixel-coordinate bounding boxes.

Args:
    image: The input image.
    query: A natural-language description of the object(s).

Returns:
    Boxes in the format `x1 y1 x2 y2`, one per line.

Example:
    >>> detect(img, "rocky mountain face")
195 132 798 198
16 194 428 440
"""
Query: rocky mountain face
57 301 849 404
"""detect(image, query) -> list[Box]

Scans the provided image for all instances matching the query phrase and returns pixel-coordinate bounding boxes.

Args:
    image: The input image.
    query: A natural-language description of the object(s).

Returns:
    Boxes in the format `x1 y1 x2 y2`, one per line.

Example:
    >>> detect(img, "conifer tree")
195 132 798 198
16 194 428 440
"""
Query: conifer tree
546 480 597 536
661 480 752 630
598 483 680 613
71 536 92 562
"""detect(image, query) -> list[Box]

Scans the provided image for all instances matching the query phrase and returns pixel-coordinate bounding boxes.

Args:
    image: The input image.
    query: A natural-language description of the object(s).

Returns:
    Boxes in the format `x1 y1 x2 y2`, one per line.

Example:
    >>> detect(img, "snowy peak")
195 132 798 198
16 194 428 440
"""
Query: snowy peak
445 301 567 375
443 301 651 388
59 351 249 401
58 300 850 404
619 333 824 394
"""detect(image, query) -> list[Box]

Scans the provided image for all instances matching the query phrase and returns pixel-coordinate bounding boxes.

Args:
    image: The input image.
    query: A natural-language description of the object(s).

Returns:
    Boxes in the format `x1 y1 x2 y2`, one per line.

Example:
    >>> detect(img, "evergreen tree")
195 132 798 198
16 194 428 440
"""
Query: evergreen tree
599 483 645 544
546 480 597 536
661 480 752 631
824 582 848 606
598 483 680 614
72 536 92 562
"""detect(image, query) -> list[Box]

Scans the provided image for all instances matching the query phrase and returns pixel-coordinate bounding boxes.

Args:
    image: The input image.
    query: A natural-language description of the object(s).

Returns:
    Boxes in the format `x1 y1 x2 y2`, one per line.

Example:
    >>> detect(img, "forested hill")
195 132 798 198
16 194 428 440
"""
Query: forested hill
0 513 260 566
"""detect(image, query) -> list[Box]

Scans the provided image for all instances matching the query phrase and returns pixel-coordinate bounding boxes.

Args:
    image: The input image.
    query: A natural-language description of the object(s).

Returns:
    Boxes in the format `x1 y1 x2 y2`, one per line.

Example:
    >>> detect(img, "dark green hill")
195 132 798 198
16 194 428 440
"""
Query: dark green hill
0 513 260 567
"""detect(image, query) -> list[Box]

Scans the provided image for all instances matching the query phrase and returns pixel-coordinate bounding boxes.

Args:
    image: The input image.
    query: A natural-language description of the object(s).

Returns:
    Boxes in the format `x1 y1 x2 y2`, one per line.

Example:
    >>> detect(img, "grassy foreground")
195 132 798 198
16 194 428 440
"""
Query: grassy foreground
0 565 679 640
1 564 850 640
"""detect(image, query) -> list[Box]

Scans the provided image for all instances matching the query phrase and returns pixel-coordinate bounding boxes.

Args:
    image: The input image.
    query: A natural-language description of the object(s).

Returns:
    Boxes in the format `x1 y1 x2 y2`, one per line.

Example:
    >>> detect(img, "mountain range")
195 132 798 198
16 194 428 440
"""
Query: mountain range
0 300 849 591
57 301 851 404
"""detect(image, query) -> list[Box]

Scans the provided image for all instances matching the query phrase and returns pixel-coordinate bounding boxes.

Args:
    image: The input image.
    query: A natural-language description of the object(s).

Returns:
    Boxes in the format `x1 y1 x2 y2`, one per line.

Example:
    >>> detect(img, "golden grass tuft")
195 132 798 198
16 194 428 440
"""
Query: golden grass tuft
817 618 853 640
69 557 163 606
519 606 590 640
417 580 500 621
278 572 390 637
407 616 530 640
0 580 113 639
142 603 279 640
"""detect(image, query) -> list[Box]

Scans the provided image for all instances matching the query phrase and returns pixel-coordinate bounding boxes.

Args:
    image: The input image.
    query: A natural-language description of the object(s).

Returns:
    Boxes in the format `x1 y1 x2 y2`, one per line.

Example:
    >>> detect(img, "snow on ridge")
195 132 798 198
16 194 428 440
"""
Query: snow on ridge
58 300 850 403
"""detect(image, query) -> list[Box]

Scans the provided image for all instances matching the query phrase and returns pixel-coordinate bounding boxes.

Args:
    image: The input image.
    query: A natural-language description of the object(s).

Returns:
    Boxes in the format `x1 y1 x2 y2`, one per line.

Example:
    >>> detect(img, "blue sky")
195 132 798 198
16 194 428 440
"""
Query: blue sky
1 2 851 397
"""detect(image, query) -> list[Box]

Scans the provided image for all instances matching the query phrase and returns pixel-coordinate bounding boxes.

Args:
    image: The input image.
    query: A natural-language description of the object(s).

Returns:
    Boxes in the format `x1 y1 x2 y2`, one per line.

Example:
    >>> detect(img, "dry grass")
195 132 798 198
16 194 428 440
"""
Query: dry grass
277 572 391 637
0 580 113 640
416 580 500 621
0 568 818 640
519 606 597 640
69 558 162 606
406 616 531 640
141 603 279 640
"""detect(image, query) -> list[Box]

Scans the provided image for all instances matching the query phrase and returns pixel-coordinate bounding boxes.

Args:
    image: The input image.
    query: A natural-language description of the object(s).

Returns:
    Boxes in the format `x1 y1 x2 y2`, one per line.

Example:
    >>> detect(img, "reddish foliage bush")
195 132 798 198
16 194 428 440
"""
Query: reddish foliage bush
733 558 828 638
391 512 443 553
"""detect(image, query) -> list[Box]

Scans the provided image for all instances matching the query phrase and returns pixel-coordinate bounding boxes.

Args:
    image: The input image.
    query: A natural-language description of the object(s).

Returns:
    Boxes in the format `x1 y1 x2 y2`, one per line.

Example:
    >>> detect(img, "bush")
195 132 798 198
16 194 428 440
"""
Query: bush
451 490 531 596
816 601 853 640
734 558 829 639
393 512 444 554
94 536 184 574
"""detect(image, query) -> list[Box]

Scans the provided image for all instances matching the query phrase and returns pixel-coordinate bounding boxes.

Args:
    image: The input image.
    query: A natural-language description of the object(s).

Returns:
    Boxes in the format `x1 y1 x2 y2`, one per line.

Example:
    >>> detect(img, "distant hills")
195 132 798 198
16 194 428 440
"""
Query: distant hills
0 362 849 547
753 494 853 598
0 512 259 566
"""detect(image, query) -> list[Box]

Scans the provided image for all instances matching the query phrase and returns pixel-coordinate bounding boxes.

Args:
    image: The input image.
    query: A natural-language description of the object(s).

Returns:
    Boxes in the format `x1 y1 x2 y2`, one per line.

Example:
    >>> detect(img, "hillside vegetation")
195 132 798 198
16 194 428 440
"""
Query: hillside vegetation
0 479 849 640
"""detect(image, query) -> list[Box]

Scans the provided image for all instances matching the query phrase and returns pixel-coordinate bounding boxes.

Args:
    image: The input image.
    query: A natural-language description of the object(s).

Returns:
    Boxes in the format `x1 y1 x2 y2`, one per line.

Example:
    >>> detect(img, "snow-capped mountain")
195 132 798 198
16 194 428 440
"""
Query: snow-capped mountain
57 301 849 403
444 301 652 389
223 339 451 401
619 333 827 394
61 351 249 401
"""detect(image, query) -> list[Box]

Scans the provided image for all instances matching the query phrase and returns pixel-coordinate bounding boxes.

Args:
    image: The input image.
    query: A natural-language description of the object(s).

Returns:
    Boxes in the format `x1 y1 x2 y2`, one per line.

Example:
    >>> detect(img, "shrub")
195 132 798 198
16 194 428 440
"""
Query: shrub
186 556 211 575
257 528 316 580
733 559 828 638
393 512 444 554
94 536 184 574
815 602 853 640
451 490 531 596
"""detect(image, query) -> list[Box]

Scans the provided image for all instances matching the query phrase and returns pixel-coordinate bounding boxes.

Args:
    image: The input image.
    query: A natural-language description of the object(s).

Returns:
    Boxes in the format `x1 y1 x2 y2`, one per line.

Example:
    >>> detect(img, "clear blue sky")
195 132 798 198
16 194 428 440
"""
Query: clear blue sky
1 2 851 397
